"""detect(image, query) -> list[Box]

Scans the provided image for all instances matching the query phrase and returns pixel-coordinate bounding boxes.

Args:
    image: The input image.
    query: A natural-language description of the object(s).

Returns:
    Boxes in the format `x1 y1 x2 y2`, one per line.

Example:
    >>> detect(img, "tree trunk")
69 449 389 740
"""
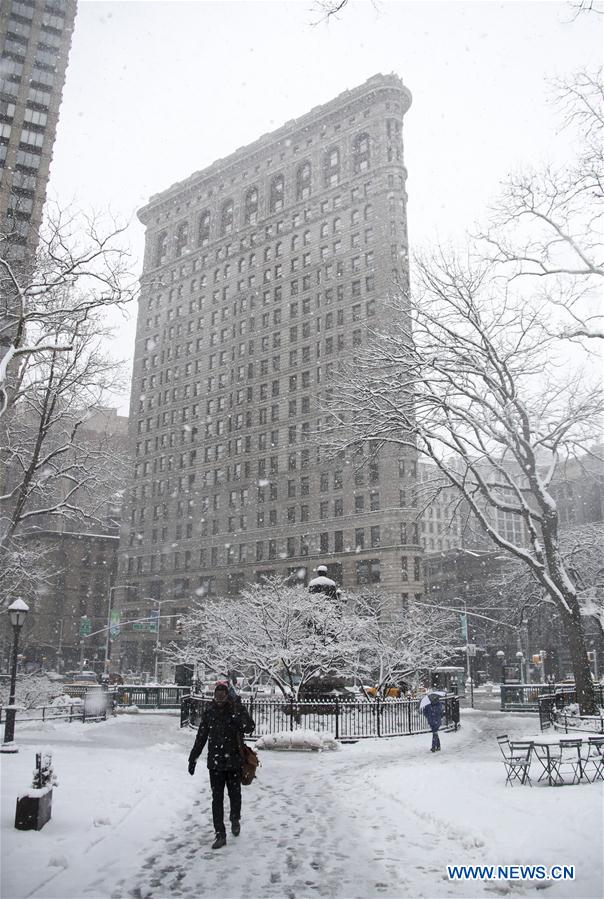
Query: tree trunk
562 601 597 714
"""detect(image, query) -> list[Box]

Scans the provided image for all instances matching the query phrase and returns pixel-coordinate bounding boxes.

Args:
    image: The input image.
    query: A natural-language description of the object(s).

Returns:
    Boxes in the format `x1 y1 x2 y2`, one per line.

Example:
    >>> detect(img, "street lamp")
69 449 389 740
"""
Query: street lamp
1 599 30 753
516 650 525 684
496 650 506 685
152 598 178 684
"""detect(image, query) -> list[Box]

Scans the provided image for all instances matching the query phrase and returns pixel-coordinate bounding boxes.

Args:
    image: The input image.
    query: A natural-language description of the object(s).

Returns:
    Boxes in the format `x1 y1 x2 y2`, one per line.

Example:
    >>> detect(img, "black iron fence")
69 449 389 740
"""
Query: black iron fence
181 694 460 740
0 702 109 725
500 684 578 712
539 687 604 733
114 685 190 709
62 684 189 708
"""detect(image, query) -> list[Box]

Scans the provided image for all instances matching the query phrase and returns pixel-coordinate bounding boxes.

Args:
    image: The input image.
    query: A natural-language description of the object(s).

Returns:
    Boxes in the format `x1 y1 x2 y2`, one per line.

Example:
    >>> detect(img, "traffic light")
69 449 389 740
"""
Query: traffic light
587 651 596 662
176 618 183 636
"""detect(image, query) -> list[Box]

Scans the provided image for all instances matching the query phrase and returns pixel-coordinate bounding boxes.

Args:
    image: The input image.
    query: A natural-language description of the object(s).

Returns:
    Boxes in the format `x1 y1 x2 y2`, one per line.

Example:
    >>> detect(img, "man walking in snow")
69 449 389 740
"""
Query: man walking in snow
422 692 443 752
188 681 255 849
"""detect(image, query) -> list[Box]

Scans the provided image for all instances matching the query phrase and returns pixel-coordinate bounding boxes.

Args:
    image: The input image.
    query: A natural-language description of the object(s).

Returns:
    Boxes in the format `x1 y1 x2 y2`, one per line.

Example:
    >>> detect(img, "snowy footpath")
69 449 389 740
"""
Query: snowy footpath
1 709 602 899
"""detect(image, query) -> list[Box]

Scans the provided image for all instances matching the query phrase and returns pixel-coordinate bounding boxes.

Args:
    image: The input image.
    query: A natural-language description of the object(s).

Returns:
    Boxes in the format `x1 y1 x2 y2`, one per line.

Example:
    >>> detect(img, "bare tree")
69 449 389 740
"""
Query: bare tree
310 0 381 26
325 254 602 711
0 205 134 415
480 69 603 341
169 579 459 700
169 578 358 700
349 590 460 696
324 70 602 712
490 523 604 640
0 209 135 607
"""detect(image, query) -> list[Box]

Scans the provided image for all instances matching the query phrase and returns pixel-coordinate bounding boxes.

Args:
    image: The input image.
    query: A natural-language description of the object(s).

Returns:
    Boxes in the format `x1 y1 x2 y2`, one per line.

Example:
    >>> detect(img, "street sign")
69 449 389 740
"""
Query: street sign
148 610 160 633
132 622 146 632
467 643 477 657
79 617 91 637
109 610 120 639
459 613 468 641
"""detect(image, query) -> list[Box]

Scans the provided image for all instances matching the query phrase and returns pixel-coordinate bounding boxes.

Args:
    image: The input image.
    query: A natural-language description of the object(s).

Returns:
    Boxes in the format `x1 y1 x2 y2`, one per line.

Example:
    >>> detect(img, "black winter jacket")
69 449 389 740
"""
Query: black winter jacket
189 700 255 770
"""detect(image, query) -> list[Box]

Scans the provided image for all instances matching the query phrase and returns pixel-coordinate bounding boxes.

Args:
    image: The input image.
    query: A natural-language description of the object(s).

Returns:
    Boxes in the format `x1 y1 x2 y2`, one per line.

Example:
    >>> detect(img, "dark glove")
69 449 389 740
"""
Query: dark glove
188 759 196 776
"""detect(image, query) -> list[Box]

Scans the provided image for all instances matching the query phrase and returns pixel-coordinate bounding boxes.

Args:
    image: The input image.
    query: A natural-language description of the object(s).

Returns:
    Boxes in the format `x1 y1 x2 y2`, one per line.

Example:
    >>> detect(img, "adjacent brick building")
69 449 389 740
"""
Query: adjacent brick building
0 0 77 259
116 74 420 673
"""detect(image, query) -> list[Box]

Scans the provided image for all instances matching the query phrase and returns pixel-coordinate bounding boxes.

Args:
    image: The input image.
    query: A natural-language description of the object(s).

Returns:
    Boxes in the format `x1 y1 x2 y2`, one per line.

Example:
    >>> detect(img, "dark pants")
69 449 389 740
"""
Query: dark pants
431 728 441 751
209 768 241 835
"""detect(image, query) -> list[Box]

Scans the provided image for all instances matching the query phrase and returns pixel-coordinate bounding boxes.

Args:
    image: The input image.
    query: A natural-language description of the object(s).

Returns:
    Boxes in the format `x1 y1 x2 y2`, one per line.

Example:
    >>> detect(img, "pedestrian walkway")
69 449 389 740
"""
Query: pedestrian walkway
116 711 601 899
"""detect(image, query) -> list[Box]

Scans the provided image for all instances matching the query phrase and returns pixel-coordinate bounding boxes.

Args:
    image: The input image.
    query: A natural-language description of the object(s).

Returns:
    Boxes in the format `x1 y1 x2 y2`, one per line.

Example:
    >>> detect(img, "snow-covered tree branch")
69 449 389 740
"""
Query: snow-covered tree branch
0 209 135 607
167 578 459 700
479 69 603 342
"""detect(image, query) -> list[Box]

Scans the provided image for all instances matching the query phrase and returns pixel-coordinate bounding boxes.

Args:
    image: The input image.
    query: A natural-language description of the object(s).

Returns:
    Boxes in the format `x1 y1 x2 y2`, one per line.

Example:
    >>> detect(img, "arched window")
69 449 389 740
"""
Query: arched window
352 132 371 173
323 146 340 187
269 174 284 213
155 230 168 266
175 220 189 257
296 161 311 200
244 187 258 225
220 199 234 236
198 210 210 247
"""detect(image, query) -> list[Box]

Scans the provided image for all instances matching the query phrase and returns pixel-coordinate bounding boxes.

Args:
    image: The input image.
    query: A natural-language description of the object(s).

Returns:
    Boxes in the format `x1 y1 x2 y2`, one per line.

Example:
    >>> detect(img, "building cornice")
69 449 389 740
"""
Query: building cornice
138 73 411 225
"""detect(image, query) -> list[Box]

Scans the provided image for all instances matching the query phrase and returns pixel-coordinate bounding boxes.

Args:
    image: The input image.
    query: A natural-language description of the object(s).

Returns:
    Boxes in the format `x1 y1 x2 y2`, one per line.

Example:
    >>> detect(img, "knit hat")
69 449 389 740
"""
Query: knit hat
214 681 229 693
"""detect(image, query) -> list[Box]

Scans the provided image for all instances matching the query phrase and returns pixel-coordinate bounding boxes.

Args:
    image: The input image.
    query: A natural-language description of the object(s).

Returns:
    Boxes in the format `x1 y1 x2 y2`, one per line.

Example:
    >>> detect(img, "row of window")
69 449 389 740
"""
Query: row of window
130 502 416 545
154 144 404 268
125 536 423 583
155 134 382 263
141 293 376 378
147 173 406 292
1 55 56 90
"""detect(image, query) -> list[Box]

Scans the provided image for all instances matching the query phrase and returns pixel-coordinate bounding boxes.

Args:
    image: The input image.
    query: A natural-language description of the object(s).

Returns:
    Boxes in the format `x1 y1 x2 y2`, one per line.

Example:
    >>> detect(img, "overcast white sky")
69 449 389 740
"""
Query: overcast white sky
45 0 602 413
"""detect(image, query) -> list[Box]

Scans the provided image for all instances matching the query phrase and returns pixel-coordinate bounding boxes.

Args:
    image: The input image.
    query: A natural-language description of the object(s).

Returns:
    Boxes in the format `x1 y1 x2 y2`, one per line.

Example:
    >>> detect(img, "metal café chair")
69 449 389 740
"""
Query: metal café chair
501 740 534 787
583 736 604 783
496 734 510 758
533 741 563 786
558 739 584 784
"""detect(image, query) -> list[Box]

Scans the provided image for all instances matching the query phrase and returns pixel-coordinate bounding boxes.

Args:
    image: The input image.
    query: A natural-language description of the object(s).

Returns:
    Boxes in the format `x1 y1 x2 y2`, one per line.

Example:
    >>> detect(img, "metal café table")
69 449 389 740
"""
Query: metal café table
521 734 596 786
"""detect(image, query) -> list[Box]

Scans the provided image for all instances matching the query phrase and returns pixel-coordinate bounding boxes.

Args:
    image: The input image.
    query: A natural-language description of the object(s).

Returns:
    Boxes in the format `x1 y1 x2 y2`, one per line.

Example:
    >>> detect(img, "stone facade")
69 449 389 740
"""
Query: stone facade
116 74 420 672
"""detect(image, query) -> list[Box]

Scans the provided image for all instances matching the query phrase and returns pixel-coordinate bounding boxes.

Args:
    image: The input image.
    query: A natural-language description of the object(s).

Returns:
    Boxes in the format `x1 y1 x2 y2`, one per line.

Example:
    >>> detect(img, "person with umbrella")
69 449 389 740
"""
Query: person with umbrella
420 690 445 752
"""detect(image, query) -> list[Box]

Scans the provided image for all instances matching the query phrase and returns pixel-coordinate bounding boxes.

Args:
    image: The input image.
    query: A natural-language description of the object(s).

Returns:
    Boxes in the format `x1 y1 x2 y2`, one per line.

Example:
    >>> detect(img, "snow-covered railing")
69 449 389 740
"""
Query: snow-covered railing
538 687 604 734
500 684 578 713
61 685 191 709
0 701 108 726
114 685 191 709
181 694 461 741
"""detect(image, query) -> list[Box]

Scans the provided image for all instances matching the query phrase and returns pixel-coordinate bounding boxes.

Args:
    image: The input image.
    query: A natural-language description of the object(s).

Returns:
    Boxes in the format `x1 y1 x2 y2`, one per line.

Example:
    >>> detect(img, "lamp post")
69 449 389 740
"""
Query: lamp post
152 598 177 684
1 599 30 753
104 583 139 677
496 650 506 685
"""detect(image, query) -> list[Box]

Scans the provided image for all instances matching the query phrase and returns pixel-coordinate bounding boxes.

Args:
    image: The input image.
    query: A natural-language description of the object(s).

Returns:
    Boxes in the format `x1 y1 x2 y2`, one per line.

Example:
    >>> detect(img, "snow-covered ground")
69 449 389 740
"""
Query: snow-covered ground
1 709 602 899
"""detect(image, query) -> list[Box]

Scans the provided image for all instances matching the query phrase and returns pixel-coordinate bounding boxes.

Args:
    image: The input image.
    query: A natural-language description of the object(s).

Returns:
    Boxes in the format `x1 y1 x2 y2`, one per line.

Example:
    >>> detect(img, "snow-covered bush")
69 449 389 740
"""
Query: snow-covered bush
0 674 64 710
256 730 339 752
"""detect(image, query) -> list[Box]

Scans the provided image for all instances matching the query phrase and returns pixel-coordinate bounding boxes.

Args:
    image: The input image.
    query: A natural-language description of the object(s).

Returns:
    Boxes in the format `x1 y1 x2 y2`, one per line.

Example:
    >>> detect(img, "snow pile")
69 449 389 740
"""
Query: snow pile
256 729 340 751
50 695 82 708
115 703 140 714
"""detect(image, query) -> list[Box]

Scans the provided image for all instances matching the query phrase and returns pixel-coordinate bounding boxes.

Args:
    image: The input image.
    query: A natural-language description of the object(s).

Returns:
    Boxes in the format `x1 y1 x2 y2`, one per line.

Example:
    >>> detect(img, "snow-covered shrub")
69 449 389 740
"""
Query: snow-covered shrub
256 729 339 752
50 694 82 707
0 674 64 710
